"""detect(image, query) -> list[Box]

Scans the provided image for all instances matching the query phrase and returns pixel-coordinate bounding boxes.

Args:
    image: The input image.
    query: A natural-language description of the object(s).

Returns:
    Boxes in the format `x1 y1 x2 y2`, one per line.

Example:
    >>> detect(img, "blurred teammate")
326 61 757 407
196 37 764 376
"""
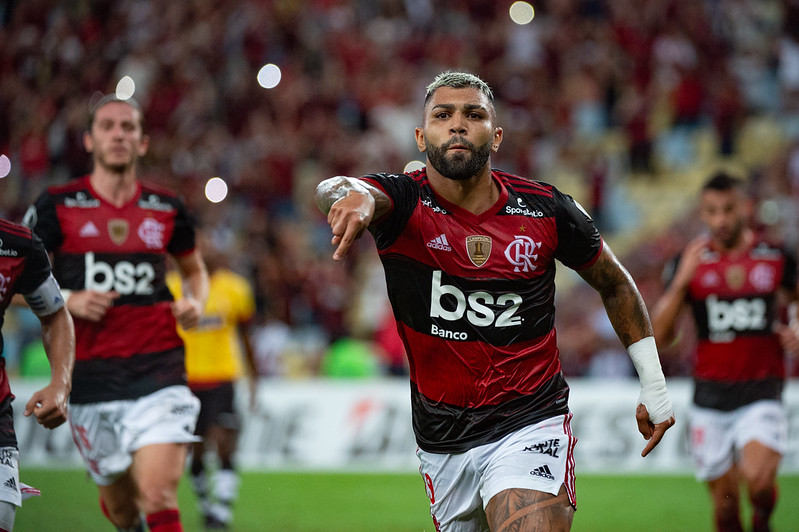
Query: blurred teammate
0 218 74 531
166 232 257 530
23 95 209 532
653 172 797 532
315 71 675 531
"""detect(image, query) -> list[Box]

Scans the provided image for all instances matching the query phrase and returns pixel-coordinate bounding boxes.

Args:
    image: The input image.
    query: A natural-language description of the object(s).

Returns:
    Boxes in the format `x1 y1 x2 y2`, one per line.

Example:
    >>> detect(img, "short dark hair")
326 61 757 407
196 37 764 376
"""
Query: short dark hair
424 71 495 107
702 172 745 193
87 94 145 131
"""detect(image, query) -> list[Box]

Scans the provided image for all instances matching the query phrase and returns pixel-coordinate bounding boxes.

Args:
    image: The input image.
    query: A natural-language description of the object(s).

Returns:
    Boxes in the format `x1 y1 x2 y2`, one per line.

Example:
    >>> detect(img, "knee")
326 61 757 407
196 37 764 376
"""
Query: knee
747 480 777 507
101 496 139 527
136 482 178 514
712 489 739 517
748 481 772 501
742 469 776 500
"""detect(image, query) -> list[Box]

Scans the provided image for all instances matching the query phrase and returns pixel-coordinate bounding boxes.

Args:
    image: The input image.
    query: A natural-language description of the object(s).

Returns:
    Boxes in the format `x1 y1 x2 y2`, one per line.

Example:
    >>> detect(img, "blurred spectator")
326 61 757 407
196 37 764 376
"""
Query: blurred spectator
1 0 799 378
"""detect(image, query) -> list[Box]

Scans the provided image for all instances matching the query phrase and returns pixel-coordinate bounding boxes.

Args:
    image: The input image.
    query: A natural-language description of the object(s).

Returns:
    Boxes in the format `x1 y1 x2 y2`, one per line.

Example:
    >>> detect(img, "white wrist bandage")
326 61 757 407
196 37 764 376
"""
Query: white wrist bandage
627 336 674 424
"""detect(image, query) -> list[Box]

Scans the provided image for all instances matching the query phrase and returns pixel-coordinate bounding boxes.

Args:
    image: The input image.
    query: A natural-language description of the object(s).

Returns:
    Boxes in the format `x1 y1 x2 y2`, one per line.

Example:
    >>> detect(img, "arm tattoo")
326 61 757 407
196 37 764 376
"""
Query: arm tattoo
578 248 653 347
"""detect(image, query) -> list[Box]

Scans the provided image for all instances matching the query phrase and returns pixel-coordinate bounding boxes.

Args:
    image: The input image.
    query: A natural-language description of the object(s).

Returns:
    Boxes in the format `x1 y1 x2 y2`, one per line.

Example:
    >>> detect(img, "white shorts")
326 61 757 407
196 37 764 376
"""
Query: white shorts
689 400 787 482
68 385 201 486
0 448 21 507
416 414 577 532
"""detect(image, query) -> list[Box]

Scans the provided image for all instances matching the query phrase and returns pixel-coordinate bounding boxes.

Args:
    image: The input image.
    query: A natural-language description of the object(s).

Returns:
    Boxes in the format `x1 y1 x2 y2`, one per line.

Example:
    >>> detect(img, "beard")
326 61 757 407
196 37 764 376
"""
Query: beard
714 219 746 249
96 151 134 174
425 137 492 181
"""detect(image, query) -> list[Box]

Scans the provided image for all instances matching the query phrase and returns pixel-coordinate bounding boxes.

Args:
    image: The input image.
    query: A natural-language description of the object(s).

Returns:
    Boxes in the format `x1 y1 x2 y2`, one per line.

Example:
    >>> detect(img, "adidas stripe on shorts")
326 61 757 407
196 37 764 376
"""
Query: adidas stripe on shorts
416 413 576 531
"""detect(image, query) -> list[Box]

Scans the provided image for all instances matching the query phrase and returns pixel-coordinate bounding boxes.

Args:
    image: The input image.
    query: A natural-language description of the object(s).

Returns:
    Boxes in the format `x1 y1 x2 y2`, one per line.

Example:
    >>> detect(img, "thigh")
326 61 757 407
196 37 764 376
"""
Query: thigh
132 442 188 494
0 500 15 532
485 485 574 532
739 440 781 490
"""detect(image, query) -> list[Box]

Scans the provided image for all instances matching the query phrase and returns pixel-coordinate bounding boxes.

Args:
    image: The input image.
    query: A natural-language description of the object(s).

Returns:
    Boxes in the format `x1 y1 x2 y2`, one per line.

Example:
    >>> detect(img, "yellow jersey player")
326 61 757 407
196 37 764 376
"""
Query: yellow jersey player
166 232 257 531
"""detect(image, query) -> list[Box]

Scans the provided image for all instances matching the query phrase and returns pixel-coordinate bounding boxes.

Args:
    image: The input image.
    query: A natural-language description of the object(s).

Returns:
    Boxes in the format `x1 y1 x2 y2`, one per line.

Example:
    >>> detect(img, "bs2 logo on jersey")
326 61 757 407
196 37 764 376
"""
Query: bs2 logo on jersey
84 252 155 295
429 271 523 339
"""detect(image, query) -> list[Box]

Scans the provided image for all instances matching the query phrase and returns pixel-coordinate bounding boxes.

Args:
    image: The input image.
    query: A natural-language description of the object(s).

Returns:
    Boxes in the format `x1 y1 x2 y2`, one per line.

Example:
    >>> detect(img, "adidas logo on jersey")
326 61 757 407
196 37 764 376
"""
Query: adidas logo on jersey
79 221 100 237
427 234 452 252
529 465 555 480
4 477 16 491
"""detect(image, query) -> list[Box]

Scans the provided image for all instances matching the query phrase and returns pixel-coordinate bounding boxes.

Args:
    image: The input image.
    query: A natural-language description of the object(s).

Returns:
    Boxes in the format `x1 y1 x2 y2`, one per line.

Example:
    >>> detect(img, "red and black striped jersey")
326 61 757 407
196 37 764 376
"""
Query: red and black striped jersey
362 169 603 453
0 219 53 406
664 238 797 410
25 176 197 403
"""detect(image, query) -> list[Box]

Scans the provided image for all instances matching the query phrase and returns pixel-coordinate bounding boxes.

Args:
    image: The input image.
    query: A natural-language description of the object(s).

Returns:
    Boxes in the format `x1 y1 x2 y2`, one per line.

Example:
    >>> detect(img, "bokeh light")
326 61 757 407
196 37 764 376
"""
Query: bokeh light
115 76 136 100
509 1 535 25
205 177 228 203
257 64 282 89
0 155 10 179
403 160 425 173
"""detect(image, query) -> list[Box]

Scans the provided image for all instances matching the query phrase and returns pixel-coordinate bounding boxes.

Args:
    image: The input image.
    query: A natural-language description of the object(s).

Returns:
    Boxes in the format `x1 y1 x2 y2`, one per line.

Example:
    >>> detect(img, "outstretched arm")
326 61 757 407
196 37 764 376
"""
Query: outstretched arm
577 244 675 457
24 306 74 429
314 176 391 260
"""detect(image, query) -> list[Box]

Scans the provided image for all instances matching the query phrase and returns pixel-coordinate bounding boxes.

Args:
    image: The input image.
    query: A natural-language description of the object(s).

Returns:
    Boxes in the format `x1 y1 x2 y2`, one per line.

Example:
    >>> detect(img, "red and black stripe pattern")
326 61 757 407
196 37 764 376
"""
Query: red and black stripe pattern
362 169 602 452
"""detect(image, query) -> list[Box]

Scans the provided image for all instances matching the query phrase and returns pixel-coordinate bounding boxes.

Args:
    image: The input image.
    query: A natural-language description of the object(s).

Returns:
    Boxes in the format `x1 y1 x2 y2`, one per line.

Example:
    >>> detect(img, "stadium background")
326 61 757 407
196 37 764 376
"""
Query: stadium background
3 0 799 530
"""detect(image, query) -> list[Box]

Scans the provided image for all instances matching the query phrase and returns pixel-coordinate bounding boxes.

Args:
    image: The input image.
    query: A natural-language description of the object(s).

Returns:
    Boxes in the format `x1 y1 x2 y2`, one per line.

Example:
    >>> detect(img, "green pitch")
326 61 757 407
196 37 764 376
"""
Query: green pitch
14 469 799 531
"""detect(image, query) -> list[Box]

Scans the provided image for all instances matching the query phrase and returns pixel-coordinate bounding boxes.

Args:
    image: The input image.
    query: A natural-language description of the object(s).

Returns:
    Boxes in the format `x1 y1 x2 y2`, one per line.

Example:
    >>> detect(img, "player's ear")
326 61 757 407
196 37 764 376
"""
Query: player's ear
492 127 503 152
83 131 94 153
138 134 150 157
415 127 426 153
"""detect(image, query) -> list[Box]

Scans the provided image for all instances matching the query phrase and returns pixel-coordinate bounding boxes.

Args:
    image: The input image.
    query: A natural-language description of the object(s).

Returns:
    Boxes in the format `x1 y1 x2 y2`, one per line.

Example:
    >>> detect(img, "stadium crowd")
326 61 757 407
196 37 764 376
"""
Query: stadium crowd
3 0 799 378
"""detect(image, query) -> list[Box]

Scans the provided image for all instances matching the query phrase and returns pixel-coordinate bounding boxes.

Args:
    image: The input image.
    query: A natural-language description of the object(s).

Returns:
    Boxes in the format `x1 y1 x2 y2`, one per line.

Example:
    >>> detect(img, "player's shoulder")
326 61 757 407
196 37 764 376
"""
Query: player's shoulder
42 175 93 199
137 180 186 213
0 218 37 260
139 180 180 199
493 169 556 198
0 218 32 243
750 235 792 259
363 171 419 185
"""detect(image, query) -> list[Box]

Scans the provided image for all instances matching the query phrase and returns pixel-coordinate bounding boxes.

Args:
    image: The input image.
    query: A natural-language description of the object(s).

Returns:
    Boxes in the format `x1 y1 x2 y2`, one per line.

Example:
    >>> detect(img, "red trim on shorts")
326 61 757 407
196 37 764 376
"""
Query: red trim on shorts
563 413 577 509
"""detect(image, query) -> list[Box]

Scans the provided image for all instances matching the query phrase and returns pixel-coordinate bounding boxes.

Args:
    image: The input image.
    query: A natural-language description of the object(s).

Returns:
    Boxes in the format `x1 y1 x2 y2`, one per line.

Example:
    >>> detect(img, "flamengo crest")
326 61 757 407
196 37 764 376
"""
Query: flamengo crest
505 235 542 272
138 218 165 249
